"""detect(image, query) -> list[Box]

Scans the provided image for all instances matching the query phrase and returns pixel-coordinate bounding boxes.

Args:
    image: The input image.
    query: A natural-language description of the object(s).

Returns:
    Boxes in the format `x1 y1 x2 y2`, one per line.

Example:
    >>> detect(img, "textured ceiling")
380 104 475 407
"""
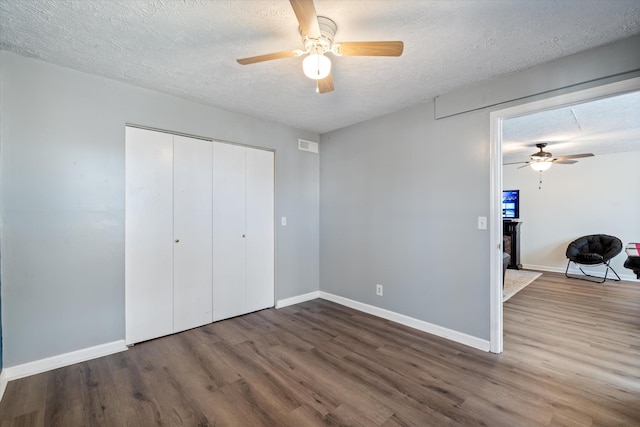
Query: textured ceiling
503 91 640 164
1 0 639 134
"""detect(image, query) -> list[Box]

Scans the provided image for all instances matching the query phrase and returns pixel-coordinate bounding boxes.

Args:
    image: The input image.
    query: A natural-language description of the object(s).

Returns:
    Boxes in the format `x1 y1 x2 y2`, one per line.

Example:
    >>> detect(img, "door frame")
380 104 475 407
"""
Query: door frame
489 76 640 353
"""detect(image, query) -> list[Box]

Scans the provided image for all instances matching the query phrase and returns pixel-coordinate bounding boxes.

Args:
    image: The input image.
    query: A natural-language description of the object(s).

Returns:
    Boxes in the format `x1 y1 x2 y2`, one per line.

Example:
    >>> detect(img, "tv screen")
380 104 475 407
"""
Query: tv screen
502 190 519 220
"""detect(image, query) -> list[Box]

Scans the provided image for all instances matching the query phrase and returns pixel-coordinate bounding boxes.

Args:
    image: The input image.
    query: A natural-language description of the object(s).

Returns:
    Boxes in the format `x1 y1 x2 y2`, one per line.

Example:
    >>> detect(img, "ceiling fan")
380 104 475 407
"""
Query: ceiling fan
505 143 594 171
236 0 404 93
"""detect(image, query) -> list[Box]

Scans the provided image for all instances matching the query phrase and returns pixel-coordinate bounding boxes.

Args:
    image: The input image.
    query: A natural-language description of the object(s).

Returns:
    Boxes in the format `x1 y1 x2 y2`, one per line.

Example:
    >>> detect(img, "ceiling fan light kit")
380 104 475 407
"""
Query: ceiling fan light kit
236 0 404 93
301 16 335 80
530 161 552 171
302 50 331 80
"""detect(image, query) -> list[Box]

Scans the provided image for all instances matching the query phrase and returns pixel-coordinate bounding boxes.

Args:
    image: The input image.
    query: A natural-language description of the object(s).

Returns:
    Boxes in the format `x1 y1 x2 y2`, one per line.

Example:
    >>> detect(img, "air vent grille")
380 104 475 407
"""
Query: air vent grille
298 139 319 153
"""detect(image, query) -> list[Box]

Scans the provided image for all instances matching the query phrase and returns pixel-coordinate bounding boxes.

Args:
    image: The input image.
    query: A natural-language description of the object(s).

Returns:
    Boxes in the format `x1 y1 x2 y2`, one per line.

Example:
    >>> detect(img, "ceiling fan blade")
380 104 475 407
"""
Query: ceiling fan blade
317 73 334 93
554 153 594 160
503 161 528 165
517 163 531 169
236 50 300 65
290 0 320 38
554 159 578 164
336 41 404 57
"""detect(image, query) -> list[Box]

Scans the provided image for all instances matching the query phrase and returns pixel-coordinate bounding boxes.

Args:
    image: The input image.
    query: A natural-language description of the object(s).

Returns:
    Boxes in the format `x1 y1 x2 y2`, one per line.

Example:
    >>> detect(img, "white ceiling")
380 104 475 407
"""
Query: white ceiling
0 0 639 134
503 90 640 164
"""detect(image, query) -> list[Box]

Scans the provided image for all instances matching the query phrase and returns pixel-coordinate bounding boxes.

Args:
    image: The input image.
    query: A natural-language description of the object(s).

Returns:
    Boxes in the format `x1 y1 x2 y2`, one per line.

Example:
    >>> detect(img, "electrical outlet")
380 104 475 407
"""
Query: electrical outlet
376 284 383 296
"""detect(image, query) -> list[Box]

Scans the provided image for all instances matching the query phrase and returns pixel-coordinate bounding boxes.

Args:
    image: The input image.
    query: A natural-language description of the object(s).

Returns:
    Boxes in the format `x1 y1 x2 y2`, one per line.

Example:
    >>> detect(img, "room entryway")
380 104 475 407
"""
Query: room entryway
489 76 640 353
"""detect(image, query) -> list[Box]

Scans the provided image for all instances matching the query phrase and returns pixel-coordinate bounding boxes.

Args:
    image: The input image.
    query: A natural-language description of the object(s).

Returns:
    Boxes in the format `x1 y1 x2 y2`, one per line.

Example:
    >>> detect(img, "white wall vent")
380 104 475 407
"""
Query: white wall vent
298 139 319 154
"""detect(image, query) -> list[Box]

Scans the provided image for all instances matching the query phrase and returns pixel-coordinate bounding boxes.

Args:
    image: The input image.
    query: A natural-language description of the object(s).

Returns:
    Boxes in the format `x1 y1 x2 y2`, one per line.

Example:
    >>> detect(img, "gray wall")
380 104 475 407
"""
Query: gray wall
320 36 640 341
2 35 638 368
0 52 320 367
320 103 491 338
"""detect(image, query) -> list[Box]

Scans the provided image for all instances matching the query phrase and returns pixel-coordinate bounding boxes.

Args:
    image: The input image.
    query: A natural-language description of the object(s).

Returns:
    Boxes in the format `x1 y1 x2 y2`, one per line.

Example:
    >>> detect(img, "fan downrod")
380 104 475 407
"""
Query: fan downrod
532 143 552 160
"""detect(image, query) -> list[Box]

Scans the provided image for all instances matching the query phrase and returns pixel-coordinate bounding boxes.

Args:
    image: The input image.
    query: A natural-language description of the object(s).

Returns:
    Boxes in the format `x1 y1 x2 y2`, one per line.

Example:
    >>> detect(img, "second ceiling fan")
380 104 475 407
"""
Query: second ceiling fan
236 0 404 93
506 143 594 171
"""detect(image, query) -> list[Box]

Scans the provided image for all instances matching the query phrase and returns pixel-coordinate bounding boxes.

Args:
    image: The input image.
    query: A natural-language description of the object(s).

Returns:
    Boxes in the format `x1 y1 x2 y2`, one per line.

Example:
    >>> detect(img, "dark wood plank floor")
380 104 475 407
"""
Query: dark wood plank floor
1 271 639 426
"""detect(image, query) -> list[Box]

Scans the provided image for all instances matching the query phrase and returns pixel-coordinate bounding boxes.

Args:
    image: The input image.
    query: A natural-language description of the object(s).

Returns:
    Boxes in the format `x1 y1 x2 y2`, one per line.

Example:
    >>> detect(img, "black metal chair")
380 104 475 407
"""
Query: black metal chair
565 234 622 283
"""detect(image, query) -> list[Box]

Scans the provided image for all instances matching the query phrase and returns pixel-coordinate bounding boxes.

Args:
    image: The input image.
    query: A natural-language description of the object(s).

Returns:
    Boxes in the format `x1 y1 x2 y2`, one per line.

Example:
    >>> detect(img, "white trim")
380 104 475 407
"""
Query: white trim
2 340 128 383
275 291 320 308
318 292 490 352
489 106 504 354
490 76 640 355
0 370 7 402
521 264 640 283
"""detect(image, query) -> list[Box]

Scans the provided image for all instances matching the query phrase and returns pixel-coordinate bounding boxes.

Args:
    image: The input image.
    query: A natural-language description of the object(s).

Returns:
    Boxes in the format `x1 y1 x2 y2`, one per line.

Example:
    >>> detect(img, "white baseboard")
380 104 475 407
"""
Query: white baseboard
2 340 128 385
522 264 640 282
318 291 491 352
276 291 320 308
0 370 7 403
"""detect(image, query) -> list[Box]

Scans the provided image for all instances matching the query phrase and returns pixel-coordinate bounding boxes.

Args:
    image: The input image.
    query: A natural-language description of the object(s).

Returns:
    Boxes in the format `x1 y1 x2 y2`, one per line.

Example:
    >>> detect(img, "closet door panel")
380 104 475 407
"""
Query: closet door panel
246 148 275 312
173 136 213 333
125 127 174 345
212 142 247 321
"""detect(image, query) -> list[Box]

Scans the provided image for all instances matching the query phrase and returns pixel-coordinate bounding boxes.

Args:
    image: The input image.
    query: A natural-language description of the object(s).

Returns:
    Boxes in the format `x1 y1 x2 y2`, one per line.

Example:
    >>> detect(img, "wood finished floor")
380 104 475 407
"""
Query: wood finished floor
1 272 639 426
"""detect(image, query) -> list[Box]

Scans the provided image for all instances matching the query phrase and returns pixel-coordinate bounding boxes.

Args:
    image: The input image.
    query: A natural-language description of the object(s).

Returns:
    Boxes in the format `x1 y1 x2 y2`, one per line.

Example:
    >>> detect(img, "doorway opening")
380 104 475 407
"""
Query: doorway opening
489 76 640 353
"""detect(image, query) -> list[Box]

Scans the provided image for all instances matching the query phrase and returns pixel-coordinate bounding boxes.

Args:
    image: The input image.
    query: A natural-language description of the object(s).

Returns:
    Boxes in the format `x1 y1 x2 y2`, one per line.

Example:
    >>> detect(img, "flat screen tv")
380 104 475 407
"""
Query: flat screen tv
502 190 519 220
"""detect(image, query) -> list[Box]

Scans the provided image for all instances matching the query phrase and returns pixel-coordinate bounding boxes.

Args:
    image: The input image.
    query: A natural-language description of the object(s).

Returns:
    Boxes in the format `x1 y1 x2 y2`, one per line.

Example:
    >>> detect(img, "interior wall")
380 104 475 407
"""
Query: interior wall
0 52 320 367
503 151 640 280
321 105 492 339
320 35 640 343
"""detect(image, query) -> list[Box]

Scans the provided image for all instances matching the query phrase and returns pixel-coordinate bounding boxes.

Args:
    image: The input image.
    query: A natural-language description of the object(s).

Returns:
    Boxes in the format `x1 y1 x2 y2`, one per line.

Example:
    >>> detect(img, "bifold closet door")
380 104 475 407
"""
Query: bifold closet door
125 127 174 345
173 135 213 333
127 129 273 343
246 148 275 313
212 142 274 321
212 142 247 321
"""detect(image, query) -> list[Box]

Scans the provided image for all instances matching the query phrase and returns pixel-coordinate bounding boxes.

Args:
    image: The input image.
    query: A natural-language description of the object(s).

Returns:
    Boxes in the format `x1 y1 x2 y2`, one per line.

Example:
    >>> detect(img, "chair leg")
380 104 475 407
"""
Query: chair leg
566 259 621 283
577 266 607 283
605 261 621 282
565 260 604 283
565 259 572 278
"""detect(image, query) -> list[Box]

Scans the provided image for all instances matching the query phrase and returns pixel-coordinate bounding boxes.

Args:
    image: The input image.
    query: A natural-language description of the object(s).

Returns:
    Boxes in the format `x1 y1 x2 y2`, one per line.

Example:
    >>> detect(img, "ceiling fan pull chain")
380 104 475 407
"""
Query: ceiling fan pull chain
539 171 543 190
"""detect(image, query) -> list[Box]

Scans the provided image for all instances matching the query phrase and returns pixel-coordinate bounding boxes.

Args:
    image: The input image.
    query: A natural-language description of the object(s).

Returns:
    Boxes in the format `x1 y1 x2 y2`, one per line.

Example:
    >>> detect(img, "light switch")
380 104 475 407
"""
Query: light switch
478 216 487 230
281 216 287 226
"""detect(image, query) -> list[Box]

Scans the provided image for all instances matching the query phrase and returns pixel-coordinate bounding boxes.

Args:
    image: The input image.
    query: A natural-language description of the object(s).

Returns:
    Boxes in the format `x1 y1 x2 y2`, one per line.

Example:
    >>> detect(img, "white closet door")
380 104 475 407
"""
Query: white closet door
173 136 213 333
212 142 247 321
245 148 275 312
125 127 174 345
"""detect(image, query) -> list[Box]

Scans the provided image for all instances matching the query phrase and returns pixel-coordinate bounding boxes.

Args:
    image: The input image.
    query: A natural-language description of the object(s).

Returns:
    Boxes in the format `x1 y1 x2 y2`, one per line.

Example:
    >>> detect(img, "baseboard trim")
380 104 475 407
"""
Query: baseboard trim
522 264 640 282
0 370 7 403
2 340 128 384
318 291 491 352
276 291 320 308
